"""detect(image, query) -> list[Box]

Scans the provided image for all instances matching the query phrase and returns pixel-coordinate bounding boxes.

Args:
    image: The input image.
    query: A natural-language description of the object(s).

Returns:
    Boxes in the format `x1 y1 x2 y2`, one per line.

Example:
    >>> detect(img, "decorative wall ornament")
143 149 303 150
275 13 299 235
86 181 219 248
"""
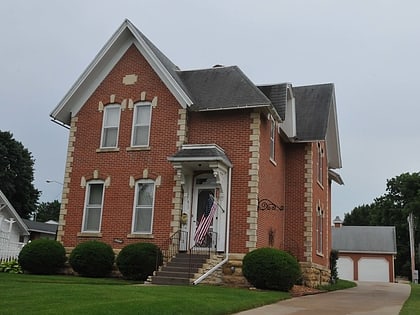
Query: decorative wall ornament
257 198 284 211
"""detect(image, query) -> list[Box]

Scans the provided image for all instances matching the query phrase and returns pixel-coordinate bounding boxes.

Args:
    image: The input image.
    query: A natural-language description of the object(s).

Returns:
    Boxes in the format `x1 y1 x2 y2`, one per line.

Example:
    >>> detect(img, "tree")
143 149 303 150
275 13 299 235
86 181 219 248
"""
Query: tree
0 131 40 218
35 200 60 222
343 172 420 278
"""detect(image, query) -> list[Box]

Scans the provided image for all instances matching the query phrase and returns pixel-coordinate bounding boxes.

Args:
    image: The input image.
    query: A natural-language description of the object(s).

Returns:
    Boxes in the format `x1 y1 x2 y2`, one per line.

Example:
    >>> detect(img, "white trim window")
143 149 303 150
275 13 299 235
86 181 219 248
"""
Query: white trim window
132 180 155 233
131 102 152 147
82 181 105 232
316 207 324 255
317 142 324 184
101 104 121 148
270 118 275 161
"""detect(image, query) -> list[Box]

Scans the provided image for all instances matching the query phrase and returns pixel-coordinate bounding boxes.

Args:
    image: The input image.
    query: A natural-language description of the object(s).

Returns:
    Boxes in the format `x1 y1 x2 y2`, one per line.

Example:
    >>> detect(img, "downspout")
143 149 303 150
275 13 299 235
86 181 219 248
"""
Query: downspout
193 167 232 285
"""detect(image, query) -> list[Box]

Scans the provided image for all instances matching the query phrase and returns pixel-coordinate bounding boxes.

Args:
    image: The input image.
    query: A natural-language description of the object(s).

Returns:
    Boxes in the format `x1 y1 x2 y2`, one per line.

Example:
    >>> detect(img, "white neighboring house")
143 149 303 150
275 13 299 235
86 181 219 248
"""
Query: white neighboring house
0 190 30 261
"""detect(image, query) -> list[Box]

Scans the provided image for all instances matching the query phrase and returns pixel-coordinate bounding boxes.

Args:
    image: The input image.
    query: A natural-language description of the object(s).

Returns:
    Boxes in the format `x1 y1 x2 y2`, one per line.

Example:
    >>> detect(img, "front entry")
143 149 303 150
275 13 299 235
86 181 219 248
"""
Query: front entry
190 174 217 249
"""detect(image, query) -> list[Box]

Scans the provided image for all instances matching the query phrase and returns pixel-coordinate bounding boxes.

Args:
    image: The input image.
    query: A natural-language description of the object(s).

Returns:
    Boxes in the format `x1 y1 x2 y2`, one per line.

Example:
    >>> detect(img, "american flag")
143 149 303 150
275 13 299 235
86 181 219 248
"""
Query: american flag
194 195 217 245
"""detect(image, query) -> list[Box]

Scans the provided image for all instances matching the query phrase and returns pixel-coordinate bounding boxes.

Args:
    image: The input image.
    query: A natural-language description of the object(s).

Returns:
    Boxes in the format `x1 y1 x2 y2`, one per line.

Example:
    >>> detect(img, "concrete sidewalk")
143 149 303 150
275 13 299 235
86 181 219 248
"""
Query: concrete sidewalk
234 282 411 315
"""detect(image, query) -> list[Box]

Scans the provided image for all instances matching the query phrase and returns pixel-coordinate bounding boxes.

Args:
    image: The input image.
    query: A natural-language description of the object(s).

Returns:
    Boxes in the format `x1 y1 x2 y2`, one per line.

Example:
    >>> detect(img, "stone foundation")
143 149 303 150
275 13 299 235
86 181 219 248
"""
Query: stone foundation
300 262 331 287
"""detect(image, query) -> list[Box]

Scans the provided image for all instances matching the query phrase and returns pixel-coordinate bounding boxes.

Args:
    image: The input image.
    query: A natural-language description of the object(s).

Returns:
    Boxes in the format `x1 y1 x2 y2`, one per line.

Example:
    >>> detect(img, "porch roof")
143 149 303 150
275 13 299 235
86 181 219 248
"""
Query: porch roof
168 144 232 168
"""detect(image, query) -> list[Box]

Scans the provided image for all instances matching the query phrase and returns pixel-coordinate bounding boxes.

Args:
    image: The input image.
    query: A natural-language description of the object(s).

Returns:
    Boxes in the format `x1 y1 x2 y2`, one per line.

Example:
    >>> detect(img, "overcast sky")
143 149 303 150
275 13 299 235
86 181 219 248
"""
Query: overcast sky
1 0 419 221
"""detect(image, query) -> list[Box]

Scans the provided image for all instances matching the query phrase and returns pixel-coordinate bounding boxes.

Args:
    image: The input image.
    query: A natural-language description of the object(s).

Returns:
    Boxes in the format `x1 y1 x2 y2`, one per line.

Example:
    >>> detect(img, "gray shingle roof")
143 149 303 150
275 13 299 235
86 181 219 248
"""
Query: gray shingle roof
258 83 288 120
293 83 334 141
178 66 271 111
332 226 397 254
168 144 232 167
23 219 58 235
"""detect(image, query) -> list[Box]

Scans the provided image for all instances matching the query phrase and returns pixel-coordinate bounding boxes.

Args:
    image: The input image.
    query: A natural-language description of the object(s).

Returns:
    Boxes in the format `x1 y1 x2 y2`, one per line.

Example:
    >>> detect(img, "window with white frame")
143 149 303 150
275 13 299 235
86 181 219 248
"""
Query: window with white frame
131 102 152 147
270 117 275 161
82 182 104 232
132 180 155 233
317 142 324 184
101 104 121 148
316 207 324 254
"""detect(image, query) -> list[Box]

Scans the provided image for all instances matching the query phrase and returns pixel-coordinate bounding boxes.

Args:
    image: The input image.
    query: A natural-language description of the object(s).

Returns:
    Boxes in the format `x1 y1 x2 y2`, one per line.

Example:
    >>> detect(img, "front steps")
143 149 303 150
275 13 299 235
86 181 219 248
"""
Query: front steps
151 252 209 285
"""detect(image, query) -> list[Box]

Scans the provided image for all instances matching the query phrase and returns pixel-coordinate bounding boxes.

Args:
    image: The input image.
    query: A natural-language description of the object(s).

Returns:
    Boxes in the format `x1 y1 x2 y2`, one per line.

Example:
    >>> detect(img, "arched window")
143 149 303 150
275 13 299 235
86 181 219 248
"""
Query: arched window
101 104 121 148
132 179 155 233
131 102 152 147
82 181 105 232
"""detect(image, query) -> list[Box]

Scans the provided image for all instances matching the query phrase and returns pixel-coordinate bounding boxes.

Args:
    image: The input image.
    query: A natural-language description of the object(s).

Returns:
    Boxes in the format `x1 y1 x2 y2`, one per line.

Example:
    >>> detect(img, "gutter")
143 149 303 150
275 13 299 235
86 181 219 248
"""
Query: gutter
193 167 232 285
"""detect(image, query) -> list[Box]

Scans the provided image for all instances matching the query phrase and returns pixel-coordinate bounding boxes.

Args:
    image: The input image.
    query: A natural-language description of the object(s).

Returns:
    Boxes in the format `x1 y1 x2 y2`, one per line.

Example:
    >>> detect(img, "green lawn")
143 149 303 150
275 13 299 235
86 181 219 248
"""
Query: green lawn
317 279 357 292
0 273 289 315
399 283 420 315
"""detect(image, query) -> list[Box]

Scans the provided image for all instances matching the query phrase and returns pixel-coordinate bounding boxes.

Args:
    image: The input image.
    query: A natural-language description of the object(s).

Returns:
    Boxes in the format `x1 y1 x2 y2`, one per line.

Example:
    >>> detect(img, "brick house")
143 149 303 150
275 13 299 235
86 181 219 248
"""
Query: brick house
50 19 342 287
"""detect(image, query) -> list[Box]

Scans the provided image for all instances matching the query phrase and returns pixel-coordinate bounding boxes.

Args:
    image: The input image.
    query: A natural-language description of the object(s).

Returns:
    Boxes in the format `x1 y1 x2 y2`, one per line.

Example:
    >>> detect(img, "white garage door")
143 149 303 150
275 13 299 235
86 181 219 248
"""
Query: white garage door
358 258 389 282
337 257 354 281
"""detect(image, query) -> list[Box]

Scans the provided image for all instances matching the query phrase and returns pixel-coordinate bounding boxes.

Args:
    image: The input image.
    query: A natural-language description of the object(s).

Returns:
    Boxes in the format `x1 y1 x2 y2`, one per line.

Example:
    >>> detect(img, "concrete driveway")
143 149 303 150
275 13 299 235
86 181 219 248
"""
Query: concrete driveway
234 281 411 315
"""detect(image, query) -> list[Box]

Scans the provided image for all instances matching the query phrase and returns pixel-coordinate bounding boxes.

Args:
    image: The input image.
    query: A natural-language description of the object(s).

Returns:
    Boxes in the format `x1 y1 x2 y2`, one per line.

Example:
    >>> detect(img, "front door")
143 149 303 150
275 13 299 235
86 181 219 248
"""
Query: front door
190 174 217 249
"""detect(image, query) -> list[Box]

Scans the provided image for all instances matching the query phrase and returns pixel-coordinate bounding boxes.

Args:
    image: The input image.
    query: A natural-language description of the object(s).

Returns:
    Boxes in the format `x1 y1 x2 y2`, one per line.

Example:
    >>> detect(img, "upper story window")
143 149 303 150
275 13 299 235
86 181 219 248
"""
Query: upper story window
101 104 121 148
316 206 324 255
82 181 105 232
131 102 152 147
317 142 324 185
270 117 275 161
132 179 155 234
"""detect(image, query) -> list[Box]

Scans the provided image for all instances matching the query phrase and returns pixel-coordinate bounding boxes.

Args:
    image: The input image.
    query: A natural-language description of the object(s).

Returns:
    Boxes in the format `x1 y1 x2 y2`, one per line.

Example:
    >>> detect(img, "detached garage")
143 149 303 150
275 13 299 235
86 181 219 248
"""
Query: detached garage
332 218 397 283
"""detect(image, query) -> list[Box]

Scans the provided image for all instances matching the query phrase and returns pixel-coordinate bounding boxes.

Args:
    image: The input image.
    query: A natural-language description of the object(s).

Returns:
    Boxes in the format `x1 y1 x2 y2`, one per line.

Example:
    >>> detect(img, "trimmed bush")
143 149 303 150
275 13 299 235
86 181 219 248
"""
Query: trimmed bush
18 239 66 274
69 241 115 277
330 249 339 283
116 242 163 281
242 247 301 291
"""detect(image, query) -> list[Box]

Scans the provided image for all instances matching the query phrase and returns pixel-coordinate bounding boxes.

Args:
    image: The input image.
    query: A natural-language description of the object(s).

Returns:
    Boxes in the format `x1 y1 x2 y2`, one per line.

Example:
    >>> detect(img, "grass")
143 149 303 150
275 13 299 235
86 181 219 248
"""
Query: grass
0 273 289 315
399 283 420 315
317 279 357 291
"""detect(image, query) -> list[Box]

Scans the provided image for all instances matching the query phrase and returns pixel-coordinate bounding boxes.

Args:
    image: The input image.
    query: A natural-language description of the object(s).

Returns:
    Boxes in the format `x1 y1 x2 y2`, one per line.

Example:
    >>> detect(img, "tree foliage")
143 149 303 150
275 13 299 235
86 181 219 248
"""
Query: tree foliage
0 131 40 218
343 172 420 277
35 200 60 222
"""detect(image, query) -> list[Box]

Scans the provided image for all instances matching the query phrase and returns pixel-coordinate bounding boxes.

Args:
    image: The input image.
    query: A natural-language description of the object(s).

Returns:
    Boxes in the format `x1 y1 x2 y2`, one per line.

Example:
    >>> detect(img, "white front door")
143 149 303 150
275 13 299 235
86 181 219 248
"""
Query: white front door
190 174 217 249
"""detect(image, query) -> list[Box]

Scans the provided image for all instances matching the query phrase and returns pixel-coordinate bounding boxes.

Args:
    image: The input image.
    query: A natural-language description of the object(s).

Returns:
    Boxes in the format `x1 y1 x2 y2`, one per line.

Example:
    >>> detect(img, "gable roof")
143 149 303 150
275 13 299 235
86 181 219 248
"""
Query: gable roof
332 226 397 254
22 219 58 235
293 83 342 169
0 190 30 236
50 19 194 126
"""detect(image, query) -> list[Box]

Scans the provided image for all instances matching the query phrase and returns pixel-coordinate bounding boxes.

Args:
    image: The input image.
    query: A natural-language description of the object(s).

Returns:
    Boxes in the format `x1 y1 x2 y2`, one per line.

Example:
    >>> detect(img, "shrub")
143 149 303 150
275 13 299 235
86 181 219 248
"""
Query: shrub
116 242 163 281
330 249 339 283
242 247 301 291
69 241 115 277
18 239 66 274
0 259 23 274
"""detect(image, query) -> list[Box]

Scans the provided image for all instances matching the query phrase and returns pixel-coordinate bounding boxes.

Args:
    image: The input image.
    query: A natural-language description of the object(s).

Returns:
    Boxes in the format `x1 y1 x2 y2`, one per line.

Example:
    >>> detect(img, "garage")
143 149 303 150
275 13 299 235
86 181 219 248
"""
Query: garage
358 257 389 282
337 256 354 281
332 221 397 283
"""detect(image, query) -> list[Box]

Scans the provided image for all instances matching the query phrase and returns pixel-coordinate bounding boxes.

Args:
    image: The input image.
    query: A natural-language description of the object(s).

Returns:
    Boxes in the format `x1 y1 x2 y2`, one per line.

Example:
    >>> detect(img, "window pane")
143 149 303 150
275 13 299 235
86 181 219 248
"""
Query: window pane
133 207 152 233
133 126 149 146
105 107 120 126
103 127 117 147
135 105 150 125
84 207 101 231
89 184 103 204
137 183 153 206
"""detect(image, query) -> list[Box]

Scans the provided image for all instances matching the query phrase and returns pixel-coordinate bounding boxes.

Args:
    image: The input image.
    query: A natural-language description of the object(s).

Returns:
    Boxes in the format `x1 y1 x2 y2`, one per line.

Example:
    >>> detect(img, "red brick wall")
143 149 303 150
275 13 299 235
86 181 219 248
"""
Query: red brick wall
63 45 181 249
187 110 253 253
312 141 330 266
284 143 306 261
256 116 286 249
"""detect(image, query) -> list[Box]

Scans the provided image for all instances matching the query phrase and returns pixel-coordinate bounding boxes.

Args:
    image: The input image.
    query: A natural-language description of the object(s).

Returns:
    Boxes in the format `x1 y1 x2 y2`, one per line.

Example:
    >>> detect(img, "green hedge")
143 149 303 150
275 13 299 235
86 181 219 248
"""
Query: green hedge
69 241 115 277
242 247 301 291
18 239 66 274
116 243 163 281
